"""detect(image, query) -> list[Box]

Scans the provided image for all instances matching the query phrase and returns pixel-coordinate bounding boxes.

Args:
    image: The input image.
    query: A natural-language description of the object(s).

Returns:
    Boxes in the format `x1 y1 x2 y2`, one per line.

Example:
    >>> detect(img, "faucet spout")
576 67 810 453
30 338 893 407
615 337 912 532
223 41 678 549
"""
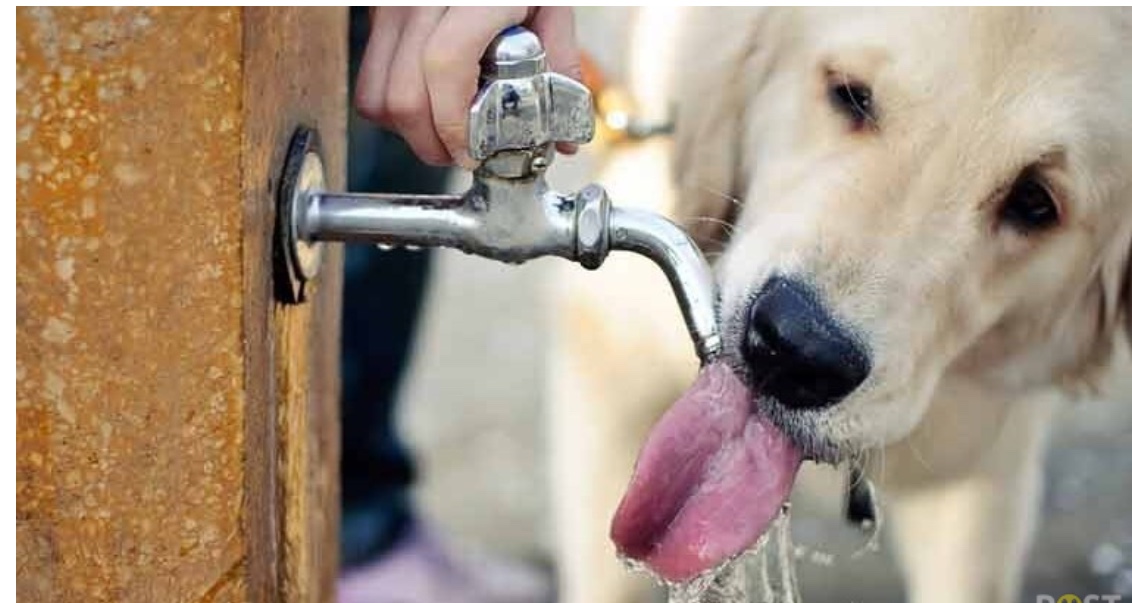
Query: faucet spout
608 207 721 362
288 178 721 362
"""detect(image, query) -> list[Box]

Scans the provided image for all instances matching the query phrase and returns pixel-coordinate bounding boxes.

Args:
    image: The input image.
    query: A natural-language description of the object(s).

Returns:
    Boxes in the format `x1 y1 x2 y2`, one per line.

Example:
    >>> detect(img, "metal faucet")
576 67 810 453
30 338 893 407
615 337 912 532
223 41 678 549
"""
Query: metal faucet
276 26 721 362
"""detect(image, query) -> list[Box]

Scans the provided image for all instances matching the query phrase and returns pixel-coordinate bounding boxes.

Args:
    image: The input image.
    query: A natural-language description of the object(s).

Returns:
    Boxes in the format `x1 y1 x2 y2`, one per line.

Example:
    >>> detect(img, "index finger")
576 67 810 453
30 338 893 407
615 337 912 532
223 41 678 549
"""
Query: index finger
422 7 533 169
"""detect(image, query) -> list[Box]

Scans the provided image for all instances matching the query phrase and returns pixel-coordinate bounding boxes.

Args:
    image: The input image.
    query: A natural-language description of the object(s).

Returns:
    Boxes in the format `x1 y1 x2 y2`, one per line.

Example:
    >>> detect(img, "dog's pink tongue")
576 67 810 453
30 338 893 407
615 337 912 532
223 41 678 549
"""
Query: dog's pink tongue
610 362 801 583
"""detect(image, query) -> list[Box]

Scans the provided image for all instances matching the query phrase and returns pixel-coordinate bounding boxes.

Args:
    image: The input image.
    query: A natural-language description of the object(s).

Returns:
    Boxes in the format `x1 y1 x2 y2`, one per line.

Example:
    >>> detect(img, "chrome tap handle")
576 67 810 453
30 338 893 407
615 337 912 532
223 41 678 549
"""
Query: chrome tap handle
467 26 595 161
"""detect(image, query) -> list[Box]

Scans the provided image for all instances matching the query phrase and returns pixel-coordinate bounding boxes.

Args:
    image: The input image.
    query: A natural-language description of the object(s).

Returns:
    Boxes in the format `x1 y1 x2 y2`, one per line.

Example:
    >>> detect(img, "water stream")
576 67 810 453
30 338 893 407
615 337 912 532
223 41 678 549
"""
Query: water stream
621 506 803 603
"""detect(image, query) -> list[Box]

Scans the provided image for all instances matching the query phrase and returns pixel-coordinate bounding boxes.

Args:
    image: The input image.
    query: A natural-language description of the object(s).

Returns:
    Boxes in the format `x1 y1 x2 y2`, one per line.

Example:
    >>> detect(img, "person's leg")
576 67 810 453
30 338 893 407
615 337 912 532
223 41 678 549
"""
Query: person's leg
339 6 448 570
338 242 434 566
340 10 553 603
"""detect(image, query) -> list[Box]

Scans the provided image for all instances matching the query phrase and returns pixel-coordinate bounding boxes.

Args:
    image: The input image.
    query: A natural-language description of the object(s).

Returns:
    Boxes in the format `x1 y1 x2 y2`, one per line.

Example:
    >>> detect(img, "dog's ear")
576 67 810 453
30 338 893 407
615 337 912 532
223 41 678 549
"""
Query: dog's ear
1073 225 1132 392
1102 225 1132 354
669 8 787 254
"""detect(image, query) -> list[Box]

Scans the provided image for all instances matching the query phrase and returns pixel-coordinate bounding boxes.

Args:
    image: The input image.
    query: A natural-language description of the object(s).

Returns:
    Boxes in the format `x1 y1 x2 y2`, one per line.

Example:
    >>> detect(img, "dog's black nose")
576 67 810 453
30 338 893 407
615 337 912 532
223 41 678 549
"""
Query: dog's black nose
743 275 870 409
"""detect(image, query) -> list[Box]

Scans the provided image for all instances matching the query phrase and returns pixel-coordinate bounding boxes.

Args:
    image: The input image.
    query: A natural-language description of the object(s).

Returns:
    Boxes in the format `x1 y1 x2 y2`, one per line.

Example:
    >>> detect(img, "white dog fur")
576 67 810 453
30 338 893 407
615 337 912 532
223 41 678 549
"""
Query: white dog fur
549 8 1132 603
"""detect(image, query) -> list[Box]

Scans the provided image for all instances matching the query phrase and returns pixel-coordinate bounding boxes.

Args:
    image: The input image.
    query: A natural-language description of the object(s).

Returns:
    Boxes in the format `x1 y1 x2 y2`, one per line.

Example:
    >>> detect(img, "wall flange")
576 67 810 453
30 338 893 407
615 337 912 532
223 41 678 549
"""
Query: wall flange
275 126 325 304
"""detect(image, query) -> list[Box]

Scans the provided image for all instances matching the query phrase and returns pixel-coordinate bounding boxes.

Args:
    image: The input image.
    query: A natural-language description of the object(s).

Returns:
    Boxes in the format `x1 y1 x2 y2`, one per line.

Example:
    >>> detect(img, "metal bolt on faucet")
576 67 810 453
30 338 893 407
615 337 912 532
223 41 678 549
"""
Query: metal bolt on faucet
276 26 721 362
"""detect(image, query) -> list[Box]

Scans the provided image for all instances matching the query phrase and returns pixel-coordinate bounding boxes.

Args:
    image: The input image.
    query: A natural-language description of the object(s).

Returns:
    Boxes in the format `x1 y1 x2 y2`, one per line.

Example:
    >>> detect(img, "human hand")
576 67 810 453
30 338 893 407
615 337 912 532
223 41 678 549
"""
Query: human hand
355 7 581 169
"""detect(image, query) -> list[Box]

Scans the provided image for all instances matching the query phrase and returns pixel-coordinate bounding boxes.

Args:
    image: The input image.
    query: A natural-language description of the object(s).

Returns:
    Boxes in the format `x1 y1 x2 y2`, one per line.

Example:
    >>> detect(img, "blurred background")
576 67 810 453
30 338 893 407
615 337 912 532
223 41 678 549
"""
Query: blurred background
348 7 1132 602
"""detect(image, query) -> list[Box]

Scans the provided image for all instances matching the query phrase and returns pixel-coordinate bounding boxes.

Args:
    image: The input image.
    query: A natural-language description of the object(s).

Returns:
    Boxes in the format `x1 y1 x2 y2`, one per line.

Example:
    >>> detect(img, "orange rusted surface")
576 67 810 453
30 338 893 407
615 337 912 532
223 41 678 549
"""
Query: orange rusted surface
17 8 247 601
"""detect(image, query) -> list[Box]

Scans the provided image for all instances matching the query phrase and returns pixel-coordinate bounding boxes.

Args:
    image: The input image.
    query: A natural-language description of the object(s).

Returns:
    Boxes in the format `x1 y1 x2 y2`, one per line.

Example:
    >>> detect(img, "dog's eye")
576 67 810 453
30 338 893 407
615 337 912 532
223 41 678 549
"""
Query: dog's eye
999 172 1060 233
828 80 875 130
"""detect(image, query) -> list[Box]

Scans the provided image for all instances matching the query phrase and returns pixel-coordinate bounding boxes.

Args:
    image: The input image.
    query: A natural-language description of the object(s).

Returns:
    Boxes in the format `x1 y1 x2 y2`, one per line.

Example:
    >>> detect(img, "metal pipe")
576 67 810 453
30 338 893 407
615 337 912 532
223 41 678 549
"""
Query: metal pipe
293 187 721 362
609 207 721 361
304 192 471 247
301 181 577 266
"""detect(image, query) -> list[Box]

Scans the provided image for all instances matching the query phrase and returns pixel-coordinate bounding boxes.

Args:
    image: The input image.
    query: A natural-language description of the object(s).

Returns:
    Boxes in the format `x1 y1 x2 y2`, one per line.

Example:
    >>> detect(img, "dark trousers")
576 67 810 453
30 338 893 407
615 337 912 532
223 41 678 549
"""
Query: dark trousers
340 7 451 569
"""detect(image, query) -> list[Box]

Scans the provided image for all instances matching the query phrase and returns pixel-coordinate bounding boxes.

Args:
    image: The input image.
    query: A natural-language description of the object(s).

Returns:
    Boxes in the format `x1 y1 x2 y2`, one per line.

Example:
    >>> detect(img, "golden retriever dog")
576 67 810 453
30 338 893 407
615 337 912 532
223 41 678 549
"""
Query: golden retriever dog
549 7 1132 603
